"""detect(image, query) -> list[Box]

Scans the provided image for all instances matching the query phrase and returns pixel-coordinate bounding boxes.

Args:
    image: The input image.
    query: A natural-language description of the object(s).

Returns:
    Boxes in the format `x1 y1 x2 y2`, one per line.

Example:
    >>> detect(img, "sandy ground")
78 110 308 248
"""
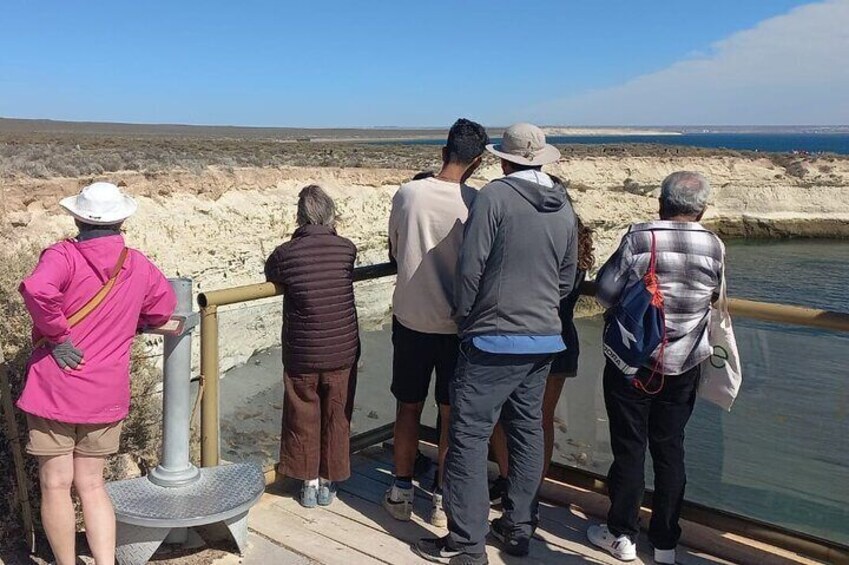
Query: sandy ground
219 319 611 472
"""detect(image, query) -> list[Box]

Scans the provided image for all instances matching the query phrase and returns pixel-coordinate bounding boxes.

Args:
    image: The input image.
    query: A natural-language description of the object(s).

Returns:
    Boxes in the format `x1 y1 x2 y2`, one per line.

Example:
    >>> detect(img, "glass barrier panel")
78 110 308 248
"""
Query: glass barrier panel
550 240 849 545
550 315 849 546
349 277 397 440
212 239 849 547
217 297 285 468
217 276 397 469
685 320 849 545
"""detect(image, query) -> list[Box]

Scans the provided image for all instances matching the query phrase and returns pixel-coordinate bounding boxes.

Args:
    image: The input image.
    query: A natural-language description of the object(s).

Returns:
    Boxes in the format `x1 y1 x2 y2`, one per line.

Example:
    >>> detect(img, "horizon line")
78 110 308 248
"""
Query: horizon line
2 116 848 132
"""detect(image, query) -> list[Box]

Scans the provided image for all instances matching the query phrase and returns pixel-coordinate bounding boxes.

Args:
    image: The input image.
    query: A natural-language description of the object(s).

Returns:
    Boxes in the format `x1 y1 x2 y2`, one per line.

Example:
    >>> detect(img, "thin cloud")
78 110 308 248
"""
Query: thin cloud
528 0 849 125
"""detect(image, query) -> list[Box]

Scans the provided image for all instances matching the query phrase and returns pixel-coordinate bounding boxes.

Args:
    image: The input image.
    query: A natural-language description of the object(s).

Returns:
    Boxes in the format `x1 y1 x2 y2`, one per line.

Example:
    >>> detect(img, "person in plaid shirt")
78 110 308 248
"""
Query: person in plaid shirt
588 171 724 564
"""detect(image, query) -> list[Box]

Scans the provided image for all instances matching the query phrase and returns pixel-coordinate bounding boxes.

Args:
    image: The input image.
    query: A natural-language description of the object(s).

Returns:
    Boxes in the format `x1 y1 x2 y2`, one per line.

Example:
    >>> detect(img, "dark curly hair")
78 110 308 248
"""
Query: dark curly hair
575 215 595 272
445 118 489 165
550 175 595 272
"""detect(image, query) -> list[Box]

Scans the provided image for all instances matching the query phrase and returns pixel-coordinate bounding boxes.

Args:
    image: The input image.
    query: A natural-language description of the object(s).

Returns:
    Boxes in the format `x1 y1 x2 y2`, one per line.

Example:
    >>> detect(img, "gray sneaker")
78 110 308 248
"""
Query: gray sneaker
318 481 337 506
490 517 530 557
413 536 488 564
430 491 447 528
300 482 318 508
383 484 414 521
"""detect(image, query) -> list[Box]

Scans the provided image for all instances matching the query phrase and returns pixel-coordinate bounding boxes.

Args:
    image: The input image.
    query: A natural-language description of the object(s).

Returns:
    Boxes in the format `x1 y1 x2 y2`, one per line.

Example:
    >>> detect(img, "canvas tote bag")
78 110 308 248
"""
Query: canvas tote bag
699 255 742 410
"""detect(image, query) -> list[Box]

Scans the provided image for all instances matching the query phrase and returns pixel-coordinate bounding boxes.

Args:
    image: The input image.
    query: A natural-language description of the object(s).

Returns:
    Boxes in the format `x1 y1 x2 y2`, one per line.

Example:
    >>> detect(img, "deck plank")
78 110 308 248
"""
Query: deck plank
268 491 433 564
250 493 385 564
250 446 810 565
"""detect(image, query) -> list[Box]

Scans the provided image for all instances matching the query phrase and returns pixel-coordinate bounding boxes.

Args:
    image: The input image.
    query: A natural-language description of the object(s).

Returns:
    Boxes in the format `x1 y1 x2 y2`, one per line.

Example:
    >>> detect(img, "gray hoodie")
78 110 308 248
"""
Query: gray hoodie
453 175 578 340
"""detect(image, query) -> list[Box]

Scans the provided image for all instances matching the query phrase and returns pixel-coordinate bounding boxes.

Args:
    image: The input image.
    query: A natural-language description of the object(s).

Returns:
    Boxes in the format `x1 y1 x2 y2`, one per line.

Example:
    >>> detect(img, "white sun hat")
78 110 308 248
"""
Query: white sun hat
486 122 561 166
59 182 138 225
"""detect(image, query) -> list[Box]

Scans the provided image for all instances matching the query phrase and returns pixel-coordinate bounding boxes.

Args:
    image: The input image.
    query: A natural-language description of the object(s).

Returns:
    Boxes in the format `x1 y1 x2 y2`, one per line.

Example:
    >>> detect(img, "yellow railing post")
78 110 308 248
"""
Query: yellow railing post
728 298 849 332
200 304 219 467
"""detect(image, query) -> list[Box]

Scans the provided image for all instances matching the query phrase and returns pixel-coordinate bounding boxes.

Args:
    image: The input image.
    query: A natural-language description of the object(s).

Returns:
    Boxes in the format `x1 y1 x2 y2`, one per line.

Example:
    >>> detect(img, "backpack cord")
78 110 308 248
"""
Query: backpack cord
634 232 667 395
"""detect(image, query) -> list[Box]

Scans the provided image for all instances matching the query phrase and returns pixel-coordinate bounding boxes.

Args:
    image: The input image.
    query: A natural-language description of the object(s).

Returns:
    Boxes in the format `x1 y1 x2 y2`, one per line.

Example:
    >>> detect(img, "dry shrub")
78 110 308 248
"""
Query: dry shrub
0 242 40 546
0 242 163 548
785 161 807 179
769 153 812 179
2 125 849 181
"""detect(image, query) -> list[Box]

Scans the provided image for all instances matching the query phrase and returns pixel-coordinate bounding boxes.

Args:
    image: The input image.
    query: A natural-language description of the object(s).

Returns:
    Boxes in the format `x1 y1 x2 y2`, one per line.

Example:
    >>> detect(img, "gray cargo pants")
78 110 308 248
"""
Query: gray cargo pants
443 342 553 554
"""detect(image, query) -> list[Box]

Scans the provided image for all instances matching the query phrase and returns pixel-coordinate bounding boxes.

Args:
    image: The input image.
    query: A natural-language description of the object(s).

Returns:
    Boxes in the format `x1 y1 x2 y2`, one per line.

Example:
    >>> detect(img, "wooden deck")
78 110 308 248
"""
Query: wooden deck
228 446 820 565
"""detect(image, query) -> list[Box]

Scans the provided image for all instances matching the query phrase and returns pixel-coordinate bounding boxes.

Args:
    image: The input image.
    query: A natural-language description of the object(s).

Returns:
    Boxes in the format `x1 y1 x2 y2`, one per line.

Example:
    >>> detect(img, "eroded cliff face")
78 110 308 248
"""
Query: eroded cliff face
5 155 849 371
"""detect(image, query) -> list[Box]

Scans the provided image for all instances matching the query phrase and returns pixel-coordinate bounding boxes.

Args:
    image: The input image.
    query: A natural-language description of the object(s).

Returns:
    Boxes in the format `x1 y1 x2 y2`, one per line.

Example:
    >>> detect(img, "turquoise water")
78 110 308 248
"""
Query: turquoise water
726 239 849 312
387 133 849 154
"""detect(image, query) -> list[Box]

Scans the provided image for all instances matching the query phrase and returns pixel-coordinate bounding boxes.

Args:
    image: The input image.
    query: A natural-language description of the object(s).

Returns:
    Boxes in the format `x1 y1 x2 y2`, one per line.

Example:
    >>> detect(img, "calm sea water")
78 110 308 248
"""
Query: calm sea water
688 241 849 544
388 133 849 155
221 240 849 545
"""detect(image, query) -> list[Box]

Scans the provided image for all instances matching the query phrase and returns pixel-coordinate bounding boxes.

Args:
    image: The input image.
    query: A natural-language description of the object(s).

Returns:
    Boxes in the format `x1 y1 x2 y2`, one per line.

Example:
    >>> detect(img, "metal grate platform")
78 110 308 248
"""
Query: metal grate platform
106 463 265 565
107 463 265 528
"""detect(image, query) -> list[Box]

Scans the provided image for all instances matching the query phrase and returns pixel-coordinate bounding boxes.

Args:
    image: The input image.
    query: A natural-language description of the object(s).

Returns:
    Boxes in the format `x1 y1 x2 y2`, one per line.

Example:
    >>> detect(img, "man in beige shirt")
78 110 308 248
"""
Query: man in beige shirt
385 119 489 528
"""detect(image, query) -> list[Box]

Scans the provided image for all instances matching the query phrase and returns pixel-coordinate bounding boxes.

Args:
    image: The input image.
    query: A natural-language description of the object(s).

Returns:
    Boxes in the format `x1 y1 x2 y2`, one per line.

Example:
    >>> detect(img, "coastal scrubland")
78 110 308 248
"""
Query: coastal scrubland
1 128 840 180
2 121 849 555
3 123 849 367
4 125 849 371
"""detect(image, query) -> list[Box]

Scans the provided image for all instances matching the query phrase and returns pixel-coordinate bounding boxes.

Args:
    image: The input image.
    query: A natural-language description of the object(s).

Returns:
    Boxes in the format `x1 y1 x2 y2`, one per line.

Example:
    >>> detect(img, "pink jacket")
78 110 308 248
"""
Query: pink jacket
17 235 176 424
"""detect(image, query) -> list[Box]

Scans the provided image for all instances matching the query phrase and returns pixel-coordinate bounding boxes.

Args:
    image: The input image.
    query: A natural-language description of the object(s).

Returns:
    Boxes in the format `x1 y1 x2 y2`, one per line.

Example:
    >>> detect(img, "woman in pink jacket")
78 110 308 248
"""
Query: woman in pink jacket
18 182 176 565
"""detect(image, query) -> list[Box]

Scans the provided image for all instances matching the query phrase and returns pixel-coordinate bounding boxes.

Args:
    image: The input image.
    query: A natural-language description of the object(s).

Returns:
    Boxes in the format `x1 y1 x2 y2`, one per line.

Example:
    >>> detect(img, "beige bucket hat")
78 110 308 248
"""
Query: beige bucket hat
60 182 138 225
486 122 561 166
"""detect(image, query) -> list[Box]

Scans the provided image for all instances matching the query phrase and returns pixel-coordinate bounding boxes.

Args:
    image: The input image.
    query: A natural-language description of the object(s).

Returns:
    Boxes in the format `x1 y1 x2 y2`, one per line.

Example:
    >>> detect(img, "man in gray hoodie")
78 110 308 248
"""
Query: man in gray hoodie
414 123 578 565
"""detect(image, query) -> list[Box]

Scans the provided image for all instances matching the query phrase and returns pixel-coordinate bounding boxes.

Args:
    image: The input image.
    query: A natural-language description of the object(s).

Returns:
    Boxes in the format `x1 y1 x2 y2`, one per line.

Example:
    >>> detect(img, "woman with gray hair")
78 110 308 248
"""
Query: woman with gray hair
265 185 360 508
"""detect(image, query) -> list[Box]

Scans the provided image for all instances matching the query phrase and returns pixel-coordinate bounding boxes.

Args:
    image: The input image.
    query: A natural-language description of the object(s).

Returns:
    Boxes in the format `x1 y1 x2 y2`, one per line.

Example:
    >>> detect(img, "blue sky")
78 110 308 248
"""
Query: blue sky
1 0 846 127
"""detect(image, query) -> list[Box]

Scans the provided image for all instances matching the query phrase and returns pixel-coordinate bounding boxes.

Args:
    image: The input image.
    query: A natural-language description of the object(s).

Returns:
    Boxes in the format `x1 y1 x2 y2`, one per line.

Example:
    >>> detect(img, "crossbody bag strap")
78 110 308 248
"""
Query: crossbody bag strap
648 231 658 276
34 247 129 348
715 244 729 309
65 247 128 327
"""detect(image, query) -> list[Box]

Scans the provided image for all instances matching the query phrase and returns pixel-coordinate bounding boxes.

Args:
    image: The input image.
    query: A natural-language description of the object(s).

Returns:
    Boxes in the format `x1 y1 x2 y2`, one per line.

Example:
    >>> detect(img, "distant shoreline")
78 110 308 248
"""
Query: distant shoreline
309 128 683 144
2 117 847 142
543 127 680 136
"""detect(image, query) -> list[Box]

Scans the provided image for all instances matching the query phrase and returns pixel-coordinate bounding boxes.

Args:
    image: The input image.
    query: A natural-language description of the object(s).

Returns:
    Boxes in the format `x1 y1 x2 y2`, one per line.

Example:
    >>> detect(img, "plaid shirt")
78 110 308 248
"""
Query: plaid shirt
596 221 724 375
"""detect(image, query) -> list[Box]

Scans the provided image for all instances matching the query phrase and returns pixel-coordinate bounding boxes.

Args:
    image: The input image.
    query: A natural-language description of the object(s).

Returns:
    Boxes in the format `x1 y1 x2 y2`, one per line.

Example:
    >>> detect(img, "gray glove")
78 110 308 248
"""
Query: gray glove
51 340 84 370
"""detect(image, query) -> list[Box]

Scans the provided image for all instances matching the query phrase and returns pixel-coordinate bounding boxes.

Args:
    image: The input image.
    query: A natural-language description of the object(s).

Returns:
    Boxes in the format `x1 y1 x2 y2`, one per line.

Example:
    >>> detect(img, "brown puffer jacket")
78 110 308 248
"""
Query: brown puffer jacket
264 224 359 374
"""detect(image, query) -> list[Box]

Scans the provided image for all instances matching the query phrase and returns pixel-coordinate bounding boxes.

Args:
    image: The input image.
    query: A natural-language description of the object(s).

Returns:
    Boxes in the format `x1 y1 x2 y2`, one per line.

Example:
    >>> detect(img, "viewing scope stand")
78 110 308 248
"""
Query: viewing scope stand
105 278 265 565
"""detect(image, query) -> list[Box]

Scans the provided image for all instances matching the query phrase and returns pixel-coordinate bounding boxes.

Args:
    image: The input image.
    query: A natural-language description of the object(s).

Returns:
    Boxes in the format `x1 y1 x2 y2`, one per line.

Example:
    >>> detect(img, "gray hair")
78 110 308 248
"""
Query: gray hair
296 184 336 227
660 171 711 217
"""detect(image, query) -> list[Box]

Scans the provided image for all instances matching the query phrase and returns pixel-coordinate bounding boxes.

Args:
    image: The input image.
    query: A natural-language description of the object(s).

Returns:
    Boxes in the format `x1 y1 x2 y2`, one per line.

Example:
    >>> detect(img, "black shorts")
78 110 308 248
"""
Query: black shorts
550 321 579 377
391 317 459 406
549 350 579 377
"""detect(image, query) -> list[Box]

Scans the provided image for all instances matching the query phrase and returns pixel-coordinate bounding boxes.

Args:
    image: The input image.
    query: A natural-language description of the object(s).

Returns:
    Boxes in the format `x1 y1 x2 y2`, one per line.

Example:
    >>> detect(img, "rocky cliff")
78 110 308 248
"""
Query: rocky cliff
4 153 849 371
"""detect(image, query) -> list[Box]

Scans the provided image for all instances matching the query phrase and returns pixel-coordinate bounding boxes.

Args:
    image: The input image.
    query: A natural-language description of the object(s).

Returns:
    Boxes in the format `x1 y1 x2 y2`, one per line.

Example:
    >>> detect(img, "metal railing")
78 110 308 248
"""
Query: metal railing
196 262 849 564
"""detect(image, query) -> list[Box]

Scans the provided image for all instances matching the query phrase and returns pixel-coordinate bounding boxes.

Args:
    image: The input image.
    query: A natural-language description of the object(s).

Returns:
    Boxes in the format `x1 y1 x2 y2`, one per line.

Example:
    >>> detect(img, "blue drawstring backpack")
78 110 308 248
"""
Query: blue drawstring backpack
603 231 667 392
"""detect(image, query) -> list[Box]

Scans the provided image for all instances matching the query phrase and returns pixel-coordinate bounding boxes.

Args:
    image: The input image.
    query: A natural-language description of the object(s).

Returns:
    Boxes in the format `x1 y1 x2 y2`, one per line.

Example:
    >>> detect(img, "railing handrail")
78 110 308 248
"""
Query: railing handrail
196 260 849 561
198 261 849 333
197 262 398 307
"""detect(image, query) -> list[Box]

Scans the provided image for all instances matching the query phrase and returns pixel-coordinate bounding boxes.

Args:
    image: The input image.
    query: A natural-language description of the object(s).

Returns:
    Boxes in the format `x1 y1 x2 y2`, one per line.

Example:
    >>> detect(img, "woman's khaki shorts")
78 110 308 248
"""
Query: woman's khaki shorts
25 414 123 457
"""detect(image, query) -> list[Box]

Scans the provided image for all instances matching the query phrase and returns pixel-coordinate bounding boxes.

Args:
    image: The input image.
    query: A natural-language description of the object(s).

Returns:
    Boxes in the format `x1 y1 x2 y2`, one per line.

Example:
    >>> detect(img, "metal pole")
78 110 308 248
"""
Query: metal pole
200 304 220 467
149 278 200 487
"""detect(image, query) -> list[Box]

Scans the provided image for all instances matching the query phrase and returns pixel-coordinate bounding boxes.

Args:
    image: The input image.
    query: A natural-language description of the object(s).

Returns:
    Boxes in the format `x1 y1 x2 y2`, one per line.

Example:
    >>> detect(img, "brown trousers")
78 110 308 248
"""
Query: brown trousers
279 365 357 481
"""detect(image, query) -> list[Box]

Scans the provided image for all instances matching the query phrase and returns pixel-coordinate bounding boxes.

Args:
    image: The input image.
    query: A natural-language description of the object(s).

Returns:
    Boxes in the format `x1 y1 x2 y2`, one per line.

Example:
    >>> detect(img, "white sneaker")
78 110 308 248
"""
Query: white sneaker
383 484 413 521
430 491 447 528
587 524 637 561
654 548 676 564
